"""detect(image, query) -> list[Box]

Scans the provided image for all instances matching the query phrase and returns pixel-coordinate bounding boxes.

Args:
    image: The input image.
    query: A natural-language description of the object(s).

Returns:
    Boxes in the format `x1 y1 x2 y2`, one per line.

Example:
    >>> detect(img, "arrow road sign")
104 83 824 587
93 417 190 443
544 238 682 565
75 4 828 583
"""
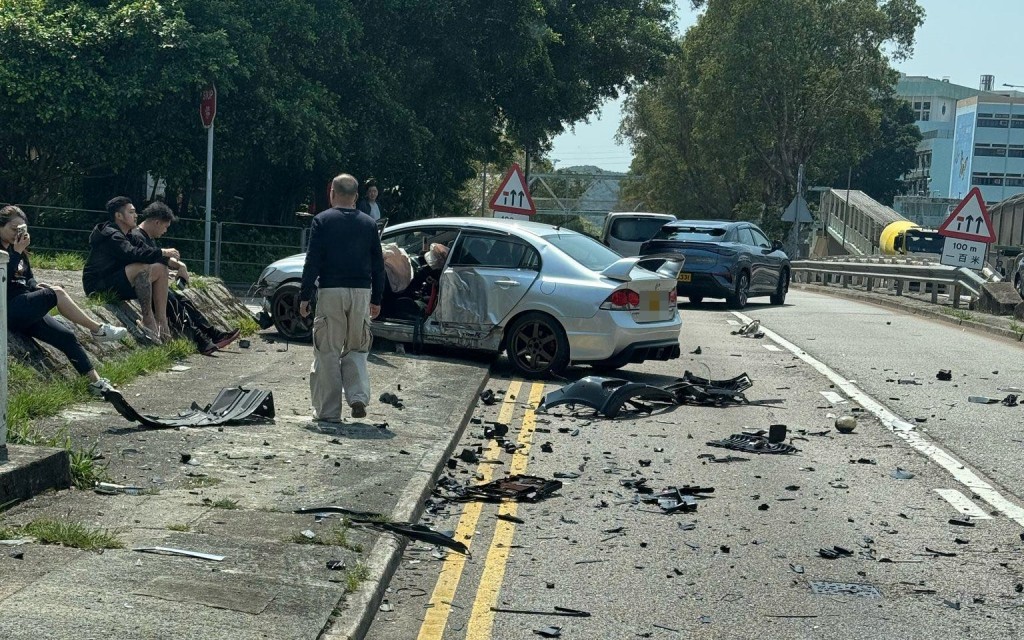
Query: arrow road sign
488 163 536 217
937 187 995 243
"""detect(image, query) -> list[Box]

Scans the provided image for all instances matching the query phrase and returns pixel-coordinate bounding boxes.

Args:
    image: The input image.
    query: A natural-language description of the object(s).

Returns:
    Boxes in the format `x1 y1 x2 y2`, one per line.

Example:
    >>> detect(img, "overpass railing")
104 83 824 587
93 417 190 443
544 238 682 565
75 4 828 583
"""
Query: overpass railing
791 258 993 308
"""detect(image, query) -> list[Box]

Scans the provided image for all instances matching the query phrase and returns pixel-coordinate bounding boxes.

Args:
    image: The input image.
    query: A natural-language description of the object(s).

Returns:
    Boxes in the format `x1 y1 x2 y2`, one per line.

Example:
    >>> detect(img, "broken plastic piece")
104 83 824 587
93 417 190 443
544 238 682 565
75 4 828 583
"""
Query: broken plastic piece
453 474 562 503
533 626 561 638
458 448 480 464
696 453 749 463
665 371 754 406
490 606 591 618
379 392 403 409
948 518 975 527
968 396 999 404
104 387 274 429
480 389 497 406
936 370 952 381
538 376 677 418
94 482 145 496
891 468 915 480
496 513 525 524
768 424 787 443
133 547 225 561
1002 394 1019 407
706 433 798 454
326 560 345 570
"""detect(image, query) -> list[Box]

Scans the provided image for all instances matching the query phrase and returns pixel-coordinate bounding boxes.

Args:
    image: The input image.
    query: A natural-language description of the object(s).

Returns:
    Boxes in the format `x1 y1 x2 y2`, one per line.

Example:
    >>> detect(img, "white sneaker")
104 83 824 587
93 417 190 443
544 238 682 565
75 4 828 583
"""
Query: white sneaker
92 323 128 343
89 378 115 398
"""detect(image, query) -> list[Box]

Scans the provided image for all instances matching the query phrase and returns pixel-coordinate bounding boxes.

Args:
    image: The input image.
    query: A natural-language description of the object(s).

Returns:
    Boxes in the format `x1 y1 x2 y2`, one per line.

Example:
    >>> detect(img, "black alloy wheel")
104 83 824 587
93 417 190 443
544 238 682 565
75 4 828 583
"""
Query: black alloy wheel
271 282 313 341
770 268 789 305
505 312 569 378
727 271 750 309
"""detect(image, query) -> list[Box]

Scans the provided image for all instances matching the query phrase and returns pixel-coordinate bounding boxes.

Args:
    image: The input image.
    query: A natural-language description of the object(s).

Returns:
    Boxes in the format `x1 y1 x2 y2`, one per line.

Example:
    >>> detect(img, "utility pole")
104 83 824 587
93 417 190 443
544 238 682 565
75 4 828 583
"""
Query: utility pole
789 164 805 258
1002 84 1023 202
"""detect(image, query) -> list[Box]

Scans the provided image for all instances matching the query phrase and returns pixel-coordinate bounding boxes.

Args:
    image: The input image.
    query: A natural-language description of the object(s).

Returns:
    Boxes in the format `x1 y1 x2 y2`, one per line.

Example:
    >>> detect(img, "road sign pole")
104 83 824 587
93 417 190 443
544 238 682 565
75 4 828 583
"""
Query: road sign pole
204 122 214 276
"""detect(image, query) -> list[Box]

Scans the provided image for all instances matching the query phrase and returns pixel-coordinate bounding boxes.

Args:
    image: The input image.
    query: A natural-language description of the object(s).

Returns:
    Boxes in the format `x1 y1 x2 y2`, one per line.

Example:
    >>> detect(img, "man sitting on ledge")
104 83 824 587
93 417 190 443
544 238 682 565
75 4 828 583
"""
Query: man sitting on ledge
133 202 239 355
82 196 175 342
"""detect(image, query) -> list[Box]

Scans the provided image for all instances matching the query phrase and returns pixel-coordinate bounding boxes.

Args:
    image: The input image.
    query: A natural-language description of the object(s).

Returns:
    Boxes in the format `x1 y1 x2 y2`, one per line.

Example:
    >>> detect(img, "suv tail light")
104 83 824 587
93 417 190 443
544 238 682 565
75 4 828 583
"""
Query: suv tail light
601 289 641 311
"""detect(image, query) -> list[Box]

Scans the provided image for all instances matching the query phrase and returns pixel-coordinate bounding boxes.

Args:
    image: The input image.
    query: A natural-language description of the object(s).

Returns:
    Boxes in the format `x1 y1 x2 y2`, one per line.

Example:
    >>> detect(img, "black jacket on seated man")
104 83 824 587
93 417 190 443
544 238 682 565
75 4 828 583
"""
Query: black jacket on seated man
83 221 168 296
130 228 239 355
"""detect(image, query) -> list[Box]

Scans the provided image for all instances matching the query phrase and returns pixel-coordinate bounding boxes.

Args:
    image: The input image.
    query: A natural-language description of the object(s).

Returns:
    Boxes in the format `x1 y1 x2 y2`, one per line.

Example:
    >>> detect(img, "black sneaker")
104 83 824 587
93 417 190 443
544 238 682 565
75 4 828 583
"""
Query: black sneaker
350 402 367 419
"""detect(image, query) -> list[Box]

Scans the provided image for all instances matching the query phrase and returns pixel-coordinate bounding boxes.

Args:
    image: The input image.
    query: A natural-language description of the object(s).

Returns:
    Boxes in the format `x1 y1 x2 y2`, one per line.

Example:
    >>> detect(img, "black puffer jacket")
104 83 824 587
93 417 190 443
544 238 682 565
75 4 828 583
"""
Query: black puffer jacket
82 221 167 293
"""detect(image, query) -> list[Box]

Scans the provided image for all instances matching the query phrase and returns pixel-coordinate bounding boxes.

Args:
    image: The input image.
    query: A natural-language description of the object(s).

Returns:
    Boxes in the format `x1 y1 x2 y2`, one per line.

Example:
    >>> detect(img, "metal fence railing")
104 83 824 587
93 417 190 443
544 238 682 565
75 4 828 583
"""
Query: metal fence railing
13 204 307 290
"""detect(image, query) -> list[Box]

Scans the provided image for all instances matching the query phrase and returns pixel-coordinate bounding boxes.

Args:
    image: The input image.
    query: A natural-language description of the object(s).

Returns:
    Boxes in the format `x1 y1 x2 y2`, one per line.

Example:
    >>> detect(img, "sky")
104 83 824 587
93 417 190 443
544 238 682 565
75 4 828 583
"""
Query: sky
549 0 1024 173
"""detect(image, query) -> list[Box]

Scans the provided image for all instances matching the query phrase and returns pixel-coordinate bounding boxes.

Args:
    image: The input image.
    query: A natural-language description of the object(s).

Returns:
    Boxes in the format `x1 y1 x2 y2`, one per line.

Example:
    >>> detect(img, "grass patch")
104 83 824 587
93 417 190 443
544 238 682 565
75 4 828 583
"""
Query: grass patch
1011 320 1024 339
167 523 190 532
941 307 974 322
1 519 124 551
234 313 260 337
187 276 211 292
184 475 222 489
208 498 239 510
31 252 86 271
84 290 120 308
7 339 195 488
345 562 370 593
289 526 363 552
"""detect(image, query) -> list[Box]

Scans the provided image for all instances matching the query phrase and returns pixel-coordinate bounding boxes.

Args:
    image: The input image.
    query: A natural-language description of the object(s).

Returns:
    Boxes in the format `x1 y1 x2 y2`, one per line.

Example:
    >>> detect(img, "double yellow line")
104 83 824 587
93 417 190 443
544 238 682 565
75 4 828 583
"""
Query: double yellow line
416 381 546 640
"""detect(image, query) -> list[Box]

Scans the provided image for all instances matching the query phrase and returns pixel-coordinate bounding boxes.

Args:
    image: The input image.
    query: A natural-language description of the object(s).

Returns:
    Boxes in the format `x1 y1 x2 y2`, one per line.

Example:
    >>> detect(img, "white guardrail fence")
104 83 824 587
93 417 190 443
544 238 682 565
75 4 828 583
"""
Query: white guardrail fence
790 257 997 308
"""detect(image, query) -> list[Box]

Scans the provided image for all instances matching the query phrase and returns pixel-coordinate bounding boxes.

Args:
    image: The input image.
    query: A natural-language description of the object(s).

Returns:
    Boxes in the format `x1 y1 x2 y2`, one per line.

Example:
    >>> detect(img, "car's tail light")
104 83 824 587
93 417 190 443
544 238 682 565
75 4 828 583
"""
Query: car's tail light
668 289 677 305
601 289 641 310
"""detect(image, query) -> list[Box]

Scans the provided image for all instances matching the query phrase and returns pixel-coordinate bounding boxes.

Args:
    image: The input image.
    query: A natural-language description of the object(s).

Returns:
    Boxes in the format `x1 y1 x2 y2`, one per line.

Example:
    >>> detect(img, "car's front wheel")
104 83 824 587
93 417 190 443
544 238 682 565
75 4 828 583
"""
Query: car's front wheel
770 268 789 305
271 282 313 341
504 312 570 378
727 271 750 309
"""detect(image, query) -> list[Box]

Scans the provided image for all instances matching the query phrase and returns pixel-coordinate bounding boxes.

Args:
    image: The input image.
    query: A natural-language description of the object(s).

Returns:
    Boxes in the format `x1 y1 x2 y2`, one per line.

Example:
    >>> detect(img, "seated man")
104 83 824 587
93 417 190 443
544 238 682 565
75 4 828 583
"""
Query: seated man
134 202 239 354
83 196 174 342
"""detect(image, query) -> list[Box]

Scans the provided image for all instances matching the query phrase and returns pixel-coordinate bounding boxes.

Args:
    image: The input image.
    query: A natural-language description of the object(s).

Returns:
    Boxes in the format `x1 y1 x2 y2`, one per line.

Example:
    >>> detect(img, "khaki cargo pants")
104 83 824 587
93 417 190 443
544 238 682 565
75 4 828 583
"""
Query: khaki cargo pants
309 287 373 420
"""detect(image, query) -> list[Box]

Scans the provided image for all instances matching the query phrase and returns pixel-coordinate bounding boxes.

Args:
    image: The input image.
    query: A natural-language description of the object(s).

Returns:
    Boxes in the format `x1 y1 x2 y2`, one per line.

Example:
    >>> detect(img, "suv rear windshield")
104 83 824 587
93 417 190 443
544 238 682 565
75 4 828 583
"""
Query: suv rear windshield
544 232 622 271
610 217 672 242
654 225 729 242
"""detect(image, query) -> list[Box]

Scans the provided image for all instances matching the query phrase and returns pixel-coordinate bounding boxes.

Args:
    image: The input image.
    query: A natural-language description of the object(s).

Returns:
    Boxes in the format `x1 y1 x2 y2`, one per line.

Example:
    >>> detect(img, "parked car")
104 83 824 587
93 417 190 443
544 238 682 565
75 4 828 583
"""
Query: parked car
255 217 684 377
600 212 677 256
639 220 790 308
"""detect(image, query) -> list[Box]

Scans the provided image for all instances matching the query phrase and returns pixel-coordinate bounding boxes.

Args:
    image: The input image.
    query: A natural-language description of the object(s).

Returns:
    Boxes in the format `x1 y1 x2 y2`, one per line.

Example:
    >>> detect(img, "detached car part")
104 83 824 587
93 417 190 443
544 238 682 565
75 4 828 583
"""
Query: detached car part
538 376 677 418
103 387 275 429
706 432 799 454
665 371 753 406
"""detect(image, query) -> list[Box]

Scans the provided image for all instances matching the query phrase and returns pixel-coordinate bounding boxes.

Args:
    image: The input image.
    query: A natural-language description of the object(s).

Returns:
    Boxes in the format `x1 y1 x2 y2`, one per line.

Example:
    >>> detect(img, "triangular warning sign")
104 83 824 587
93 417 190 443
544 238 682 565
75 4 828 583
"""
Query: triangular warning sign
937 187 995 243
488 163 536 217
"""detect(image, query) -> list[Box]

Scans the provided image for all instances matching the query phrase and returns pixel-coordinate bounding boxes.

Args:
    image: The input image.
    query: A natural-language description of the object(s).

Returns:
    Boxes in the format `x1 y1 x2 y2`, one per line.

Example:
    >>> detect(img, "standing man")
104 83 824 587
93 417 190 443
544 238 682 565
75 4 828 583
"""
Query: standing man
83 196 174 342
299 173 385 421
357 182 384 222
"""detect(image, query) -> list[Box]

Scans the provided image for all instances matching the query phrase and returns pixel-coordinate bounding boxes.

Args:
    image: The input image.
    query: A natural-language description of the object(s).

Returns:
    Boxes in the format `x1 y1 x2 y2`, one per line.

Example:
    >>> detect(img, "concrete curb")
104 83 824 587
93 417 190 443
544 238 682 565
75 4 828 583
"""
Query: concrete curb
792 283 1024 343
321 365 492 640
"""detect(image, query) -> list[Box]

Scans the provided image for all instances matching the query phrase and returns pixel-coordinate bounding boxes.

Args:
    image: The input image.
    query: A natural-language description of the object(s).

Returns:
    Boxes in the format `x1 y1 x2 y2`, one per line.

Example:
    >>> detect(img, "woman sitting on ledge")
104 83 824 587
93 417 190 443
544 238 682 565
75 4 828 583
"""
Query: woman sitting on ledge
1 205 128 397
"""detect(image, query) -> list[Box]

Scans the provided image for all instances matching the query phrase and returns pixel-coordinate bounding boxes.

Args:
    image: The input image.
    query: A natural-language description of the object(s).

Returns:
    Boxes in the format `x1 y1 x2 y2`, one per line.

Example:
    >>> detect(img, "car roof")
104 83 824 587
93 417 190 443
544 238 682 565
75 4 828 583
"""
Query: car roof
386 216 580 240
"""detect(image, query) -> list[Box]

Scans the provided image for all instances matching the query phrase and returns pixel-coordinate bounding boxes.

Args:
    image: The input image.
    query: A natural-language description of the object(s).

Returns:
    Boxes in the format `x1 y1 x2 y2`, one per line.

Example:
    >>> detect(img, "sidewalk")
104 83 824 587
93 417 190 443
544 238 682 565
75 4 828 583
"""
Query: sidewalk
0 335 489 639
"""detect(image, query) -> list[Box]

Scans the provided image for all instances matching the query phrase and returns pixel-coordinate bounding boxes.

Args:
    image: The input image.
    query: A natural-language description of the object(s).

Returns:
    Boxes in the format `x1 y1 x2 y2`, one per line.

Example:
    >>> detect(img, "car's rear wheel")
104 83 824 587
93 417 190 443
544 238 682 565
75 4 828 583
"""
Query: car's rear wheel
271 282 313 341
505 312 569 378
727 271 750 309
688 295 704 304
770 268 789 305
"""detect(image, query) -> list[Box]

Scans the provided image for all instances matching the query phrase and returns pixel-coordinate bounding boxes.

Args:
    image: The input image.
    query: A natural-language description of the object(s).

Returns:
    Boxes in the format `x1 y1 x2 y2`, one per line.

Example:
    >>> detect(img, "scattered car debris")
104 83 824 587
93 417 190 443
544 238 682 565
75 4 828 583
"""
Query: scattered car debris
490 606 591 618
533 626 561 638
133 547 225 562
296 506 469 555
936 370 952 381
480 389 497 405
891 468 915 480
696 454 749 463
925 547 956 557
440 474 562 503
706 433 798 455
790 564 804 574
732 319 763 338
852 458 877 465
1002 394 1019 407
238 339 251 349
326 560 346 570
768 424 787 443
538 376 677 418
667 371 753 406
690 346 702 354
948 519 975 527
496 514 525 524
809 581 881 598
458 448 480 464
553 472 580 479
94 482 145 496
484 423 508 439
379 392 403 409
103 387 275 429
540 442 554 453
897 378 920 385
968 396 999 404
818 546 854 559
379 600 394 612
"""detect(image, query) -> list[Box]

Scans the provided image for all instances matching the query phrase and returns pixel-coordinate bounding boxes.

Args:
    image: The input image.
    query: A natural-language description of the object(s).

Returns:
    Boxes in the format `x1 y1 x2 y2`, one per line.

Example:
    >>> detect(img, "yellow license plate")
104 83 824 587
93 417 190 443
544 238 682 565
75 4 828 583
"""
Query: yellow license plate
677 272 692 283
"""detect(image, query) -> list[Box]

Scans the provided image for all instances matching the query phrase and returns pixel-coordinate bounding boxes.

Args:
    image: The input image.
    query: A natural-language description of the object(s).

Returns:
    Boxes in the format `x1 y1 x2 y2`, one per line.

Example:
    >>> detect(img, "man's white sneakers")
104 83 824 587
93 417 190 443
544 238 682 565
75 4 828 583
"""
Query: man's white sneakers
92 323 128 343
88 378 115 398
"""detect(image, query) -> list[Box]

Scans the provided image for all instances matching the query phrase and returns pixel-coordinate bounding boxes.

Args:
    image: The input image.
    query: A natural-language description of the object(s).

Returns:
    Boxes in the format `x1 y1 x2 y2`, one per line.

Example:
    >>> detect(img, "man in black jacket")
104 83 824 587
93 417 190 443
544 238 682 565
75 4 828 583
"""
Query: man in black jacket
83 196 174 342
356 182 384 222
299 173 385 421
134 202 240 355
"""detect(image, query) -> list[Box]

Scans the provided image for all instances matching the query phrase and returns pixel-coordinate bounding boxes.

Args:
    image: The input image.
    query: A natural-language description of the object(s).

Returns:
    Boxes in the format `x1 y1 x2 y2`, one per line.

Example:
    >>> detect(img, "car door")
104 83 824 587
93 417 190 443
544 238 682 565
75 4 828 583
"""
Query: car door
749 226 782 291
735 227 766 292
436 232 540 334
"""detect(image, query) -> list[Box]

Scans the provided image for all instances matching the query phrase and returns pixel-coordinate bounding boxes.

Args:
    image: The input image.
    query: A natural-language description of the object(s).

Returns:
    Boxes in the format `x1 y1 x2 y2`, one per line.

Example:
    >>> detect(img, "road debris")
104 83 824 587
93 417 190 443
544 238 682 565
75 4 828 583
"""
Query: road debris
968 396 999 404
768 424 787 443
731 319 764 338
818 546 854 559
891 468 915 480
809 581 881 598
533 626 561 638
667 371 753 406
538 376 677 418
379 392 403 409
133 547 225 562
103 387 275 429
706 433 798 454
439 474 562 503
936 370 952 381
480 389 497 405
1002 394 1019 407
834 416 857 433
296 506 470 555
496 513 525 524
948 519 976 527
94 482 145 496
690 346 702 354
326 560 346 570
490 606 591 618
697 454 749 463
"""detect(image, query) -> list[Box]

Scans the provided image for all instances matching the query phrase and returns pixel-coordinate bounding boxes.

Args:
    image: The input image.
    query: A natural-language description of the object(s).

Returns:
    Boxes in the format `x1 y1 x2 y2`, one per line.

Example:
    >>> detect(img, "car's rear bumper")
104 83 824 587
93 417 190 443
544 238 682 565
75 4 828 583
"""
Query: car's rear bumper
676 272 733 298
562 310 681 362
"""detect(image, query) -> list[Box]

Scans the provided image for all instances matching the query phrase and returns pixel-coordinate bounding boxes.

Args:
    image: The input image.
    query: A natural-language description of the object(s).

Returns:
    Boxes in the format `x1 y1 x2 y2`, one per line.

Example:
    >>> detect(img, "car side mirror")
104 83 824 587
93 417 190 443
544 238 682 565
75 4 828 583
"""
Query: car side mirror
771 240 784 252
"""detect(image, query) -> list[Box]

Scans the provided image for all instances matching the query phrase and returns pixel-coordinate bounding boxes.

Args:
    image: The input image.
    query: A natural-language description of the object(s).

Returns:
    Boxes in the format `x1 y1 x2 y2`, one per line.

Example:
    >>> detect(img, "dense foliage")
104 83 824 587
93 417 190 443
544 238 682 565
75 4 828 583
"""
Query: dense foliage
0 0 675 223
621 0 924 232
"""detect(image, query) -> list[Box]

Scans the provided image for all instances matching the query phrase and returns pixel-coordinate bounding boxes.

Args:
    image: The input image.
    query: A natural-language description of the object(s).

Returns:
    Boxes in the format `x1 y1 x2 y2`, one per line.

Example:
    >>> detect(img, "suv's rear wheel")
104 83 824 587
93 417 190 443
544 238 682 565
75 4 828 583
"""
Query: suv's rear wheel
271 282 313 341
727 271 750 309
505 312 569 378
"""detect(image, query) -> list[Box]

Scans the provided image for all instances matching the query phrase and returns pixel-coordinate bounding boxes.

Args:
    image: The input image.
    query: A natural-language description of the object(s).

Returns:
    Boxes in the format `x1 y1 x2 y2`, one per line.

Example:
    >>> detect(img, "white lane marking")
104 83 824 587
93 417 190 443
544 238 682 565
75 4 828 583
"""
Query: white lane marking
935 489 993 520
726 319 741 326
733 311 1024 527
819 391 848 404
762 344 782 352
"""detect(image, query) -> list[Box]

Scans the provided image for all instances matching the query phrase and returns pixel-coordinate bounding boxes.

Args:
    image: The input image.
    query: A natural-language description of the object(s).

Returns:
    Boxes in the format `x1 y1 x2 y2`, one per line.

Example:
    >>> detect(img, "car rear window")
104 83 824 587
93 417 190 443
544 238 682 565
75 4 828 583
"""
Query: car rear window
654 226 729 242
544 232 622 270
610 217 672 242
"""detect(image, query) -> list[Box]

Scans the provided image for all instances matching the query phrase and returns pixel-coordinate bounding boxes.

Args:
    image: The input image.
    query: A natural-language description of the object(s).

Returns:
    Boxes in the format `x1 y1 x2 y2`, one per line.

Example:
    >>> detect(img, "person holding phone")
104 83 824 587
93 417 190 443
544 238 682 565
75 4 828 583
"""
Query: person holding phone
0 205 128 397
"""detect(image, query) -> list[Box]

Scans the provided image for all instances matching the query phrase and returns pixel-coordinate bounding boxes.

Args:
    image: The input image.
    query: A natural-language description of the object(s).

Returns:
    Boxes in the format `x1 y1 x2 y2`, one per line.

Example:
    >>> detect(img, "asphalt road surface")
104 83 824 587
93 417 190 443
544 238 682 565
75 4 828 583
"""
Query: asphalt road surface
366 289 1024 640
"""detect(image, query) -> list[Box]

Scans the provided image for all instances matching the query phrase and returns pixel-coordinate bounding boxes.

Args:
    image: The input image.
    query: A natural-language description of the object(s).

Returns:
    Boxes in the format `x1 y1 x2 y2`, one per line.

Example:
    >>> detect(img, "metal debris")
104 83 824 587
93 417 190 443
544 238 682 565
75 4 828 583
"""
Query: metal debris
490 606 591 618
706 433 798 454
133 547 225 562
104 387 275 429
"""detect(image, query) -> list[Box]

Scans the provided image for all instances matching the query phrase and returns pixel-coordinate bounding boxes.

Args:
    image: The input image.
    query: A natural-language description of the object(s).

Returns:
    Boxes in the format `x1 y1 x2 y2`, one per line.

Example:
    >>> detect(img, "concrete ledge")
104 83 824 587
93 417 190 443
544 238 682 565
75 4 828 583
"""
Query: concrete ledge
0 445 71 505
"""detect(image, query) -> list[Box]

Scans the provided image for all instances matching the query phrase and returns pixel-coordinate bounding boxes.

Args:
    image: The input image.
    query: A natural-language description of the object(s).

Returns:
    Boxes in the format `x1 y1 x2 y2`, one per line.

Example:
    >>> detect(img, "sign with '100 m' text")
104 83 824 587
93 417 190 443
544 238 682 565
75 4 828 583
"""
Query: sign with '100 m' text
938 187 993 270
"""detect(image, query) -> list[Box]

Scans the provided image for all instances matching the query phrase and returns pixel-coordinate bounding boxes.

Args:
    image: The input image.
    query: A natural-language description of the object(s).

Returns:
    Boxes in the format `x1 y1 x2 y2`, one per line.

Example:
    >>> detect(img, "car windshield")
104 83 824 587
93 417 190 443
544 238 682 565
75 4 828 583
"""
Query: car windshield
544 231 622 271
654 225 729 242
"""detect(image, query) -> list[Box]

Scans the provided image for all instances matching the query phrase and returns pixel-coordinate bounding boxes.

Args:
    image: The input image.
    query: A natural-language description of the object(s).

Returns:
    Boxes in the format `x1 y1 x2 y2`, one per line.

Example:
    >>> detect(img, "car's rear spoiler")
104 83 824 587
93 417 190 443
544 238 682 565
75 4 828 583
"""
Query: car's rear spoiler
600 253 685 282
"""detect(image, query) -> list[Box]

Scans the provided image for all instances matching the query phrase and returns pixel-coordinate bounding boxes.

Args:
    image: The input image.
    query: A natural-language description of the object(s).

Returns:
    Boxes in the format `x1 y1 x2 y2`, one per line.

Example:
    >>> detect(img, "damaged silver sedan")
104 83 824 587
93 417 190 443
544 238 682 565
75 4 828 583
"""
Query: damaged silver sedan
255 218 683 377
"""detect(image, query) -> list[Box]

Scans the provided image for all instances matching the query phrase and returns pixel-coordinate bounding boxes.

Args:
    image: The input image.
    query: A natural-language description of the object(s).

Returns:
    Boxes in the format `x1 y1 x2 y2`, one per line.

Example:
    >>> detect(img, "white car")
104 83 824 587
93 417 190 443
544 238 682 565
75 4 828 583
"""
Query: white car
255 217 683 377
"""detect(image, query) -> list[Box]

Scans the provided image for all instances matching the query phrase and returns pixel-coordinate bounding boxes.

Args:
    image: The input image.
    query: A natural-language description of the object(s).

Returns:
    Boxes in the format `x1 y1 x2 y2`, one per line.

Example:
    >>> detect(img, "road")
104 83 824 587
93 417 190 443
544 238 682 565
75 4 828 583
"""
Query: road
365 289 1024 640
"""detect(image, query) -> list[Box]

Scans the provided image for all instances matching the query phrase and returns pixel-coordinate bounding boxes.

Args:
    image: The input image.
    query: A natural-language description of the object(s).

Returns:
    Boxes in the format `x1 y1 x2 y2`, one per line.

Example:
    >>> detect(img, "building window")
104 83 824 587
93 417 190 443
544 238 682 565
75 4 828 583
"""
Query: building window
912 99 931 121
976 145 1006 157
978 118 1010 128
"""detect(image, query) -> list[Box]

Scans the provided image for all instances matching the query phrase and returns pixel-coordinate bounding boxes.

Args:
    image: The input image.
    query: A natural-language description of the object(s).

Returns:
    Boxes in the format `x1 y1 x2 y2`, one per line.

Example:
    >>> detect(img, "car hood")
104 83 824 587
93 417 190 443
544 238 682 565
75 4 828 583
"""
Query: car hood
261 253 306 283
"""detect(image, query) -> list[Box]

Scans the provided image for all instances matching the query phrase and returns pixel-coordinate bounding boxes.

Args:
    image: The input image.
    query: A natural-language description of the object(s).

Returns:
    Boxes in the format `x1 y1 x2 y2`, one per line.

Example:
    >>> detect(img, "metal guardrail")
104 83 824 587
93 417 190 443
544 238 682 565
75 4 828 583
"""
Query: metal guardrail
791 258 994 308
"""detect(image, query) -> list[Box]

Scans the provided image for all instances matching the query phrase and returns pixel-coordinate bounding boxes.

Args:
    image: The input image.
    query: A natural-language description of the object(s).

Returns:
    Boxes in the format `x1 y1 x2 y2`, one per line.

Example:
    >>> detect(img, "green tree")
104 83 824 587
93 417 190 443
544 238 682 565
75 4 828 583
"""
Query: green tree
848 96 921 204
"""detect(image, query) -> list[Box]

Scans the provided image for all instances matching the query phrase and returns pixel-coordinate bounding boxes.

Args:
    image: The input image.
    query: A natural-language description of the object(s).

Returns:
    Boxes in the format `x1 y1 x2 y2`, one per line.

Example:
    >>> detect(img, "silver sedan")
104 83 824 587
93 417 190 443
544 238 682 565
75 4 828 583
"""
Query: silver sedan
255 217 683 377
